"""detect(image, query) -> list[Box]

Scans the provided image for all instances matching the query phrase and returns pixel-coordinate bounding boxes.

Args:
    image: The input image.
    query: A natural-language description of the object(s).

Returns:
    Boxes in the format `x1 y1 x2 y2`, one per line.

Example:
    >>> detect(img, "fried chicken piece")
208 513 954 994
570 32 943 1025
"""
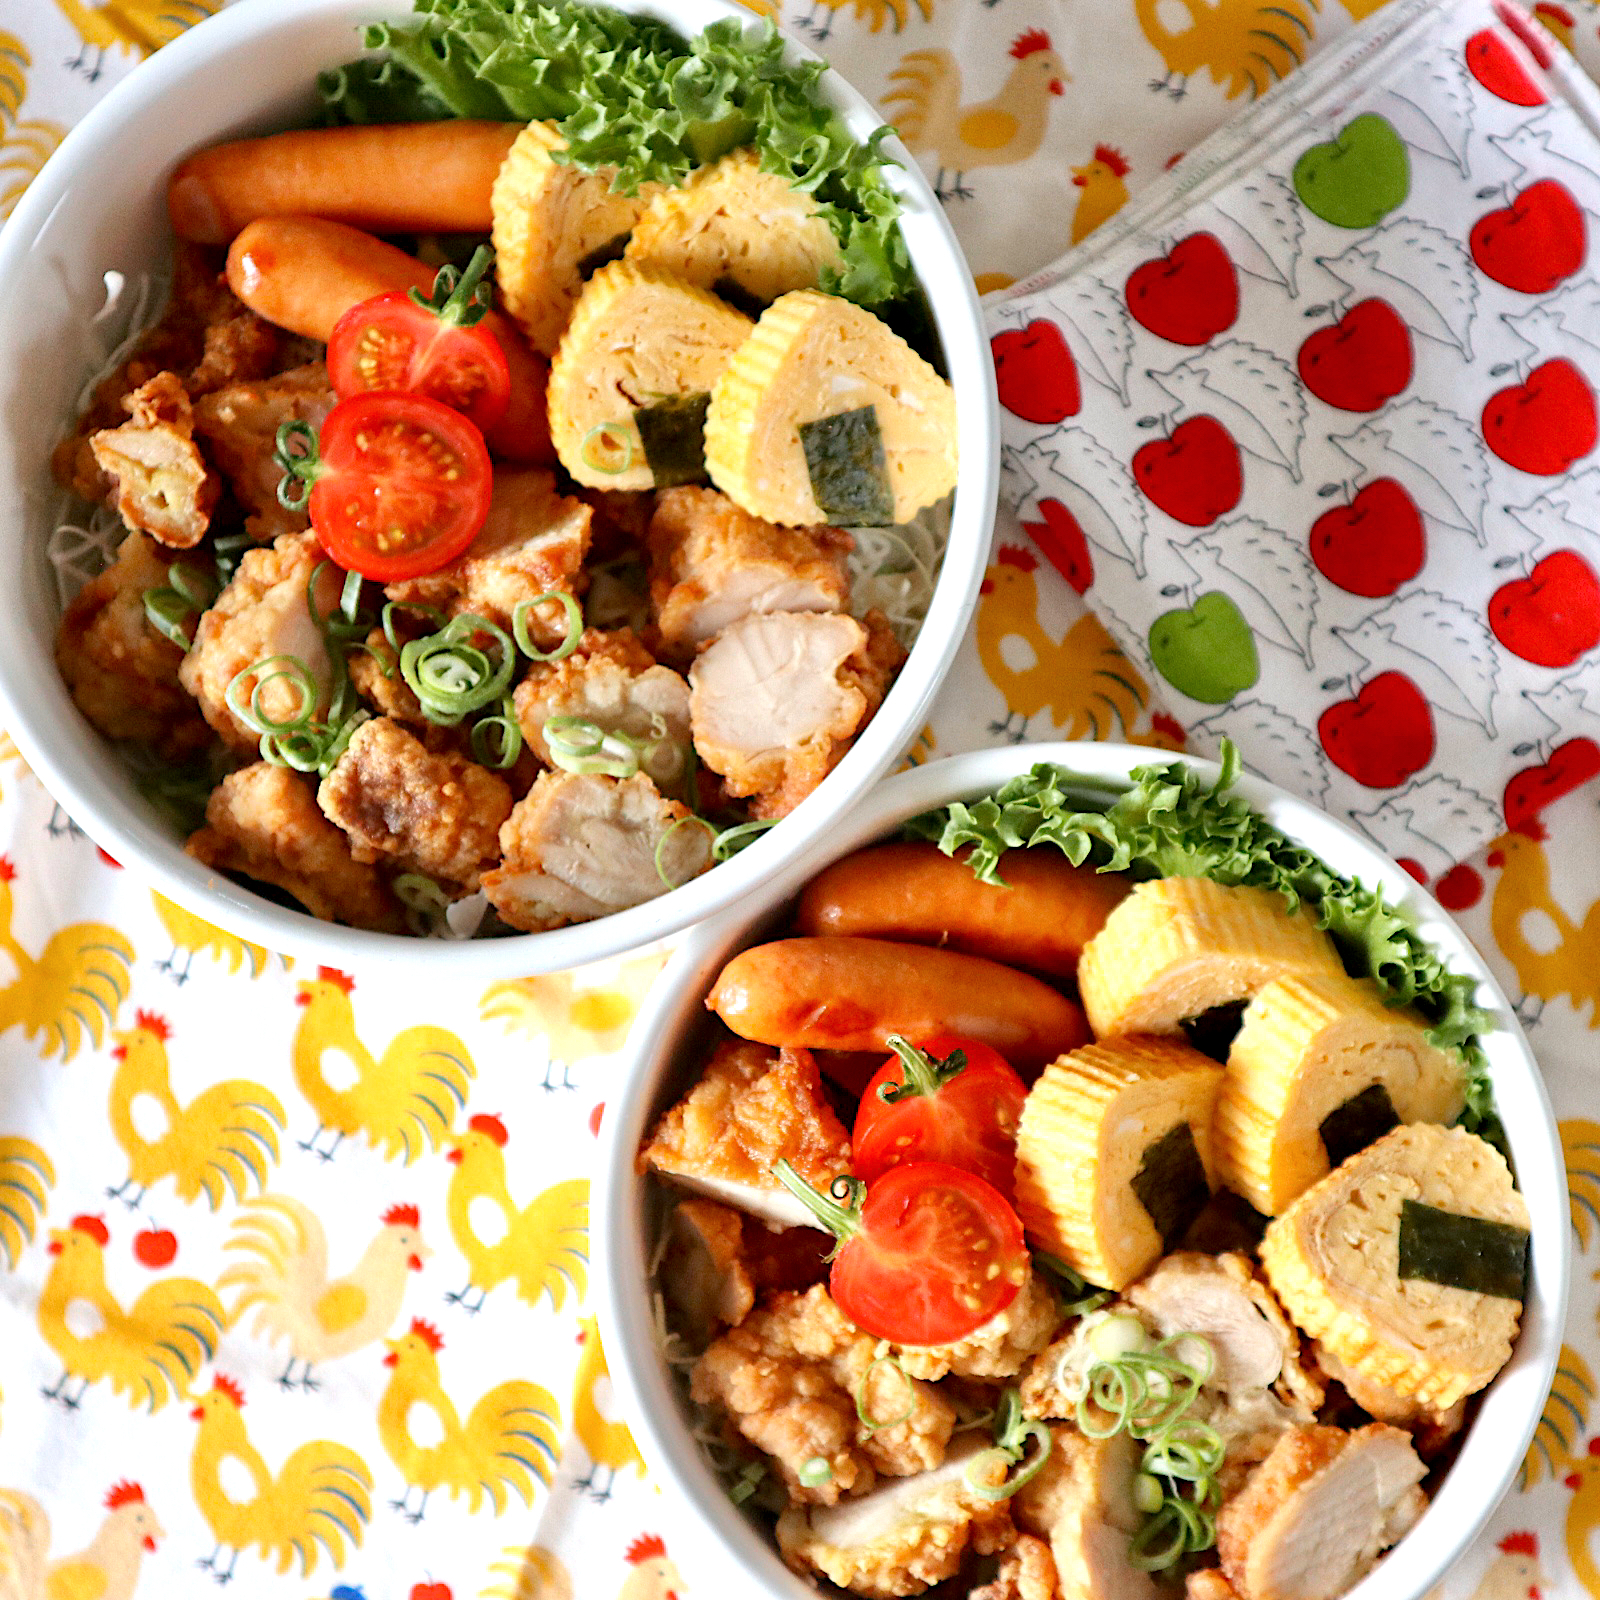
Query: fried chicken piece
513 627 691 790
317 717 511 893
53 242 283 502
776 1436 1013 1597
694 1283 956 1506
347 628 424 726
186 762 402 931
55 531 213 759
1188 1569 1242 1600
479 769 711 931
89 372 220 548
1216 1425 1426 1600
180 531 342 752
971 1535 1060 1600
1015 1428 1156 1600
386 468 590 638
647 486 852 658
639 1040 851 1229
689 608 903 818
192 363 335 541
896 1273 1060 1382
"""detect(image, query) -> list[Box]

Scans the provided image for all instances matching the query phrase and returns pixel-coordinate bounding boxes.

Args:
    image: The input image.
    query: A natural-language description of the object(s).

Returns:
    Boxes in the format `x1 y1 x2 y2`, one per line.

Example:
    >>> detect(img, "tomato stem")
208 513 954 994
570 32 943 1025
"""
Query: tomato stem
772 1161 864 1254
411 244 496 330
878 1036 968 1105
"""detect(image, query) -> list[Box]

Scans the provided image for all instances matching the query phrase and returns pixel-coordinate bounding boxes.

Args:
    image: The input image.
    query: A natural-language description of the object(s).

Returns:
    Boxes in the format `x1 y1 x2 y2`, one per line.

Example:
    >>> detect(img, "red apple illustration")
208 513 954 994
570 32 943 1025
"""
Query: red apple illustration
410 1586 452 1600
1318 672 1436 788
133 1228 178 1268
1435 864 1484 910
1489 549 1600 666
1492 2 1555 66
1125 233 1239 346
1309 478 1425 597
1023 498 1094 593
1470 180 1586 294
1132 415 1243 526
1483 359 1598 475
991 320 1080 423
1465 27 1546 103
1503 736 1600 830
1297 299 1413 412
1396 857 1428 883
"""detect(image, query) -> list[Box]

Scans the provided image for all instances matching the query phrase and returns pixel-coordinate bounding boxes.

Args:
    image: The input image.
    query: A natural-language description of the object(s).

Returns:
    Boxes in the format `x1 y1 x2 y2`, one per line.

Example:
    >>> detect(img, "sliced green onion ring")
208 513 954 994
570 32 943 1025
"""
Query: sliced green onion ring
382 599 447 658
472 697 524 770
855 1355 914 1433
581 421 635 476
400 614 515 724
727 1461 766 1507
395 872 452 933
797 1456 833 1487
544 715 649 779
653 813 717 889
225 654 320 737
711 818 778 862
512 590 583 662
966 1386 1054 1501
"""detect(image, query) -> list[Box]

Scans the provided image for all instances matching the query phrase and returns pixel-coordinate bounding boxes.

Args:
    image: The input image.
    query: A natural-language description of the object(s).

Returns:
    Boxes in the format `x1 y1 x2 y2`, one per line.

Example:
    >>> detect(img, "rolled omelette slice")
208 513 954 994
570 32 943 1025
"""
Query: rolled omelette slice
1013 1036 1223 1290
624 148 843 310
1214 973 1464 1216
547 261 753 492
1260 1124 1529 1411
492 120 664 356
704 289 957 528
1076 878 1344 1040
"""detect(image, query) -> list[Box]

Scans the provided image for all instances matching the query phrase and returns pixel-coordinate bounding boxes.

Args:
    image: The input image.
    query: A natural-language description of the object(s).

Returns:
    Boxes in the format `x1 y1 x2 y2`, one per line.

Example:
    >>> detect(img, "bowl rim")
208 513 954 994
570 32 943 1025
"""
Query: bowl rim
595 740 1570 1600
0 0 998 976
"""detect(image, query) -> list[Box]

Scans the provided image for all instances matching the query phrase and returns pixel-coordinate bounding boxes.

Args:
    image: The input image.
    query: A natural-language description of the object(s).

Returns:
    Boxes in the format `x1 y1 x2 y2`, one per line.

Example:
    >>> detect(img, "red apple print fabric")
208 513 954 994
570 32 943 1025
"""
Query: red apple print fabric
989 0 1600 876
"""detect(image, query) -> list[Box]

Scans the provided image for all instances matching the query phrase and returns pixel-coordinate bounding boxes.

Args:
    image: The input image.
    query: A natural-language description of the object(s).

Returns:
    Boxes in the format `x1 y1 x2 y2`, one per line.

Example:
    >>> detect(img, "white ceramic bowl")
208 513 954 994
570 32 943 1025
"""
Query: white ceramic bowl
0 0 996 976
597 742 1569 1600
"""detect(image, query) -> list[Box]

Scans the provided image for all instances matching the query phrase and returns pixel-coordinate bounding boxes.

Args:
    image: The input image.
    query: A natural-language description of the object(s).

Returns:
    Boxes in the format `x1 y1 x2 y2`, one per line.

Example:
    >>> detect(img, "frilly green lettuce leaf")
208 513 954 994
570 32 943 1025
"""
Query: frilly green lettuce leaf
319 1 912 306
907 741 1502 1148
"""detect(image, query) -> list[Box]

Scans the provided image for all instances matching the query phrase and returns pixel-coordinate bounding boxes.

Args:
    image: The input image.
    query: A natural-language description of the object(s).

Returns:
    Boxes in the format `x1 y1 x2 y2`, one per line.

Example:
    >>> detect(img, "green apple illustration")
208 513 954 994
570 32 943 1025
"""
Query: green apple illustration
1292 114 1410 229
1147 592 1259 704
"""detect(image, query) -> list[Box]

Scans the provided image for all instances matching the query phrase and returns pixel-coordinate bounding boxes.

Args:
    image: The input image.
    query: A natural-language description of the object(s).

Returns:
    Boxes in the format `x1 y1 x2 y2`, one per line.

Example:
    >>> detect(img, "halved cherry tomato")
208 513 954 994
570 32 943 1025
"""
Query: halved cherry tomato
853 1034 1028 1197
278 393 491 582
775 1158 1027 1346
326 246 511 435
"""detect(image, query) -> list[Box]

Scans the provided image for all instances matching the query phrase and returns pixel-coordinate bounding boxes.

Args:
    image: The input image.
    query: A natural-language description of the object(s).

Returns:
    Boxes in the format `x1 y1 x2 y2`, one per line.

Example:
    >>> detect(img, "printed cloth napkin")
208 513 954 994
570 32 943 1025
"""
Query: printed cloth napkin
988 0 1600 879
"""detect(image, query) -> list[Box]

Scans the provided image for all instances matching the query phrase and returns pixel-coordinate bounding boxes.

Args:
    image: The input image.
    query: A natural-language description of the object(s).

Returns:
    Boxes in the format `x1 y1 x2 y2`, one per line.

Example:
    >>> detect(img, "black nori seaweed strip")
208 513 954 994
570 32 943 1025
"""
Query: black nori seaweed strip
1181 1002 1246 1064
1397 1198 1529 1302
635 393 711 487
577 230 633 277
1319 1083 1401 1169
1131 1122 1211 1250
800 405 893 526
712 275 769 319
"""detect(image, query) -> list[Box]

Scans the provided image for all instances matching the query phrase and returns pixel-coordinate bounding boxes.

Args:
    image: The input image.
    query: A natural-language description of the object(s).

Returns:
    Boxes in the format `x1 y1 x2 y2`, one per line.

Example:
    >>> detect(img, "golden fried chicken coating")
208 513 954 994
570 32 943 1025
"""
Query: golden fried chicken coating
646 486 852 658
179 531 342 753
89 371 220 549
54 532 212 759
317 717 512 893
639 1040 851 1229
186 762 401 931
693 1284 957 1506
896 1274 1060 1382
971 1535 1060 1600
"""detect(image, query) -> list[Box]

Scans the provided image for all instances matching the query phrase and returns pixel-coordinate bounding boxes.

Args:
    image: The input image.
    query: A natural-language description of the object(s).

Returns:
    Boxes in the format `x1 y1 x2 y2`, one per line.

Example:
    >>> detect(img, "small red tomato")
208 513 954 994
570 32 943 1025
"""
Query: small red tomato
776 1159 1027 1346
853 1034 1028 1196
279 393 492 582
327 247 511 435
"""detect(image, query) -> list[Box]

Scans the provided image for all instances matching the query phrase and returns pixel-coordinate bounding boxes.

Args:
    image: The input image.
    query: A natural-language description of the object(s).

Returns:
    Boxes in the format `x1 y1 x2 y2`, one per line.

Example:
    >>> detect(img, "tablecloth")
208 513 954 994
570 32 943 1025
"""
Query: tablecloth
1 1 1599 1598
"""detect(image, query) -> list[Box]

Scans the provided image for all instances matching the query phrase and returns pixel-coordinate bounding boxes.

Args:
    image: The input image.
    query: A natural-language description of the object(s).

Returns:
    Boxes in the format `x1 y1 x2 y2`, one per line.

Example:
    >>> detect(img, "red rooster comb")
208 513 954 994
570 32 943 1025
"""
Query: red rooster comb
409 1317 444 1352
1010 27 1052 58
997 544 1039 572
1499 1532 1539 1557
71 1213 110 1246
383 1202 420 1228
1093 144 1131 177
0 856 15 882
133 1009 171 1041
627 1535 668 1565
316 966 356 993
211 1374 245 1407
105 1481 146 1510
468 1112 509 1146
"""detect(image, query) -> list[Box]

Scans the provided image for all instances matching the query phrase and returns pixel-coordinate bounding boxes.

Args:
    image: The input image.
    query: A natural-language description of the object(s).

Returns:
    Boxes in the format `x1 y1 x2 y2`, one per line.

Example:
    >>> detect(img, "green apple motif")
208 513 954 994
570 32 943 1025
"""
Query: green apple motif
1148 592 1259 704
1292 114 1410 229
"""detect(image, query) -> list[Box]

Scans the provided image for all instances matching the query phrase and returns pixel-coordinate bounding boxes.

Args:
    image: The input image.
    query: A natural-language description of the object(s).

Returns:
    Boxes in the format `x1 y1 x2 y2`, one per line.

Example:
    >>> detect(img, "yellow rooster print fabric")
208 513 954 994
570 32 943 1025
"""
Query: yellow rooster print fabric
6 0 1600 1597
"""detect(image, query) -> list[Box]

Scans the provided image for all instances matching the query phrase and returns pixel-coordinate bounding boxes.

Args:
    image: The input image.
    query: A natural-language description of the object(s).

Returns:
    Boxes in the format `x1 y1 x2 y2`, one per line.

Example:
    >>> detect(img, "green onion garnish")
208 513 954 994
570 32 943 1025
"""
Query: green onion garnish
797 1456 833 1487
544 715 650 779
728 1461 767 1506
382 599 447 658
1034 1252 1114 1317
142 562 217 648
653 813 717 889
224 654 320 737
395 871 452 934
512 590 583 662
855 1354 914 1433
472 697 524 770
580 422 635 476
711 818 778 862
400 613 515 724
965 1386 1053 1502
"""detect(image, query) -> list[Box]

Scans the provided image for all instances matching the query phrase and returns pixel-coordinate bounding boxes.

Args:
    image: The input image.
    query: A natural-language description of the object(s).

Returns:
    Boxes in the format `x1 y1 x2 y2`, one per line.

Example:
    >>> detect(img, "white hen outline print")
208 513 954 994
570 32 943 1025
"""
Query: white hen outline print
1148 340 1308 481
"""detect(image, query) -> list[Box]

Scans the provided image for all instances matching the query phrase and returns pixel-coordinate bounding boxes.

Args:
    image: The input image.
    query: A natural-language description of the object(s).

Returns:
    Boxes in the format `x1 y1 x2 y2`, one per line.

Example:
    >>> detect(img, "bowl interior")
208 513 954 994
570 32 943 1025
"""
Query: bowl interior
597 742 1569 1600
0 0 997 976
